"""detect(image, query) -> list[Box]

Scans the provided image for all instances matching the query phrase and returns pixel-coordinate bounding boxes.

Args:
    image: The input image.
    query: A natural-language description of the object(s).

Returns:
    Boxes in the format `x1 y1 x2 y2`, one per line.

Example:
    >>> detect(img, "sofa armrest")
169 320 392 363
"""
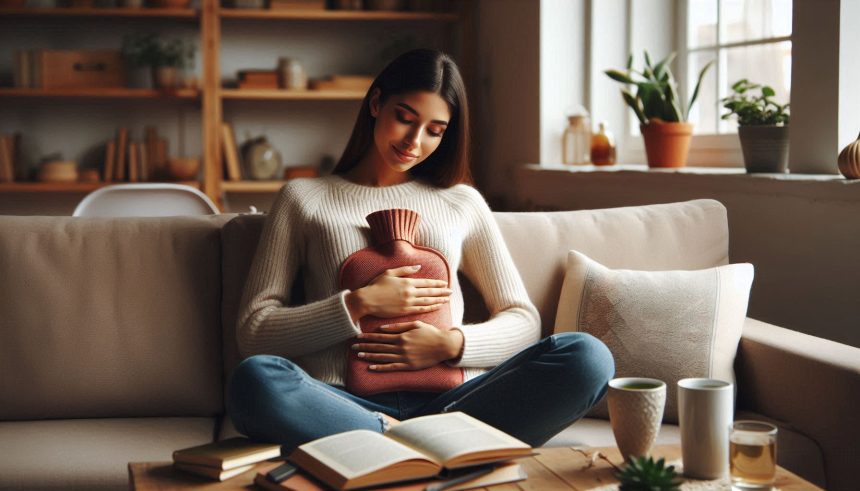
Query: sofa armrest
735 317 860 491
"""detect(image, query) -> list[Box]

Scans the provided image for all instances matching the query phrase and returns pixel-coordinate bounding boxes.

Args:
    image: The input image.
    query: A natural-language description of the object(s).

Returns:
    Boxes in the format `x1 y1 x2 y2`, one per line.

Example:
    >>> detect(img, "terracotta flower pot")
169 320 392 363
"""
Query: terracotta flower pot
738 125 789 173
640 121 693 168
154 66 178 90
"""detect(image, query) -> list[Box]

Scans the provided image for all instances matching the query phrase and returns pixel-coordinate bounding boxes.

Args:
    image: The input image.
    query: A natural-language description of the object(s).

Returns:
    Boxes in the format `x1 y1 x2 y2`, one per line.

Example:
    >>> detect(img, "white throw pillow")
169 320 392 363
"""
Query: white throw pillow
554 250 754 423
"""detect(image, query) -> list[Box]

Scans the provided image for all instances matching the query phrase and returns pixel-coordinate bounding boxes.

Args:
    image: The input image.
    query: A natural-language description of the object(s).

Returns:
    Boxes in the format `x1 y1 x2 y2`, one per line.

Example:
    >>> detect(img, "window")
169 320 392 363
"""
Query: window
679 0 793 135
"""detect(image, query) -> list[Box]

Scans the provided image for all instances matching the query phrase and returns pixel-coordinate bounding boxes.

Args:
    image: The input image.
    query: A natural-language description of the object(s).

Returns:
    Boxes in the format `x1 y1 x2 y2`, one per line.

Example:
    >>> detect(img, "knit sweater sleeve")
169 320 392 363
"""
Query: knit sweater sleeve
236 182 360 359
447 186 541 368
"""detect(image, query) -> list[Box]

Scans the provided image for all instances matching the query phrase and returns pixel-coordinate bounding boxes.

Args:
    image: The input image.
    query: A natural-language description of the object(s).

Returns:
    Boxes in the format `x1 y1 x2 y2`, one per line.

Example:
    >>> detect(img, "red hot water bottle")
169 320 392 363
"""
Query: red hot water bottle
339 208 464 396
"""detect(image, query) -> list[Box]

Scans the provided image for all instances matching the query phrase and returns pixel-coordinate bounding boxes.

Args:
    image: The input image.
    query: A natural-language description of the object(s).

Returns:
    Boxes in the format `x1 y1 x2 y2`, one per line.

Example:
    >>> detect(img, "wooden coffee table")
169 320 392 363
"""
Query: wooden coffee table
129 444 821 490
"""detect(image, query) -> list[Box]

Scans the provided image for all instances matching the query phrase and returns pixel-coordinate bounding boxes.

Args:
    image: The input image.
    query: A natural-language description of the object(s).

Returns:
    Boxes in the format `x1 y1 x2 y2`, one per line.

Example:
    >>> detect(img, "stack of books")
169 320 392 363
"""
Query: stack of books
172 437 282 481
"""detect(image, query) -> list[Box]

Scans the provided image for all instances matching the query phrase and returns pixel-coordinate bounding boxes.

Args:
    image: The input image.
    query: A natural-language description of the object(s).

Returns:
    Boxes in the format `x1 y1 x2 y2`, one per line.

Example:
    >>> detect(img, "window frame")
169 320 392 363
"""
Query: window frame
622 0 793 167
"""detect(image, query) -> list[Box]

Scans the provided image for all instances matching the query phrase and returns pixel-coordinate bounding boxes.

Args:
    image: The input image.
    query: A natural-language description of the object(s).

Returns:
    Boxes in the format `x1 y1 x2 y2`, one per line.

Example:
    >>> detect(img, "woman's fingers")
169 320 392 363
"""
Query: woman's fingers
412 287 453 297
351 342 401 353
369 363 411 372
382 265 423 277
409 296 450 306
357 352 402 363
409 278 449 288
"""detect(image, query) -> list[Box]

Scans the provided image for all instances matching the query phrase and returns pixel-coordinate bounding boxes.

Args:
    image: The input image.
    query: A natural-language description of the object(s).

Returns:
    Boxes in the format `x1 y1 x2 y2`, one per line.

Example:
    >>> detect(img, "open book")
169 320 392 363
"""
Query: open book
288 412 532 490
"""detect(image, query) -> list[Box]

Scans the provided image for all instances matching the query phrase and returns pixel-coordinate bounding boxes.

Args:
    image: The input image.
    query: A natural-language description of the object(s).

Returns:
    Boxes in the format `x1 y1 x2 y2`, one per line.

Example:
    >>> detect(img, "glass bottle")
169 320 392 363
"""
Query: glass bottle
591 121 617 166
562 113 591 165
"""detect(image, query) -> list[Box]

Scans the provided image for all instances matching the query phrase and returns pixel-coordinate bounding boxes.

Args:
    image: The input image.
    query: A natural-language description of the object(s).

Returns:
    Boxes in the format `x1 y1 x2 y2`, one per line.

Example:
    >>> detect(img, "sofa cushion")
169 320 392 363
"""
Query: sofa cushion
555 251 754 422
0 216 230 420
0 417 215 491
493 199 729 337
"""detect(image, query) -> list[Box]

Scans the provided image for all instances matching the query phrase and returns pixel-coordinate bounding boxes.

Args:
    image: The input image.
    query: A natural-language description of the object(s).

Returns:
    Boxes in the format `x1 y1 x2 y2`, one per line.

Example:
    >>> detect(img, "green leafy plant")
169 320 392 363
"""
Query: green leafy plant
605 51 713 124
615 456 683 491
121 33 160 68
720 79 790 126
156 38 196 69
121 34 195 69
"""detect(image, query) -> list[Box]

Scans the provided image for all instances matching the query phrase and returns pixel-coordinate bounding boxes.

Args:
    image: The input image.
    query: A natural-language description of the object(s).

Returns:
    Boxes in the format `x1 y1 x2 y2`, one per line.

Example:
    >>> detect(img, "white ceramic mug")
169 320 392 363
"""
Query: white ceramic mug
678 378 734 479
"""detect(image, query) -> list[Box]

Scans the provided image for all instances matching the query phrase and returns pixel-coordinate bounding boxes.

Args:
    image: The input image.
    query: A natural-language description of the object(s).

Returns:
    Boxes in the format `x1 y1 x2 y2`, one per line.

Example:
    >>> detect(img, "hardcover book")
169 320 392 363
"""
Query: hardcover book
173 437 282 471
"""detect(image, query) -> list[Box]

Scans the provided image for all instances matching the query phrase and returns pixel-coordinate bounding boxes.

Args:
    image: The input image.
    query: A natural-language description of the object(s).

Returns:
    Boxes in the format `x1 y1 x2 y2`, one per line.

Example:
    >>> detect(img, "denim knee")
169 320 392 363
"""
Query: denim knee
227 355 301 430
549 332 615 392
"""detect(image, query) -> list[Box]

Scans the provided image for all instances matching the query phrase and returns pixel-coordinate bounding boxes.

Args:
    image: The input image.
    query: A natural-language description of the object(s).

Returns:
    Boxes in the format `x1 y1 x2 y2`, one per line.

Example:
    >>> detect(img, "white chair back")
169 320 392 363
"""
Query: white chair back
73 184 219 217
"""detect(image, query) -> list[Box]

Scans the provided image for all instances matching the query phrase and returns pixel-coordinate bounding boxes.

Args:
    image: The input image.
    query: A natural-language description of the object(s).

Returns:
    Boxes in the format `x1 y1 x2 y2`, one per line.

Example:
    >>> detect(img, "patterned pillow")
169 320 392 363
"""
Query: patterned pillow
554 251 754 423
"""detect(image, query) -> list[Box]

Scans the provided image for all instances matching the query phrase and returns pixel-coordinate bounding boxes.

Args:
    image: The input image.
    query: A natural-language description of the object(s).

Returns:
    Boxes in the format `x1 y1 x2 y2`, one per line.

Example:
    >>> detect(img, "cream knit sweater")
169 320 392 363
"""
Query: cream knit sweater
236 174 541 387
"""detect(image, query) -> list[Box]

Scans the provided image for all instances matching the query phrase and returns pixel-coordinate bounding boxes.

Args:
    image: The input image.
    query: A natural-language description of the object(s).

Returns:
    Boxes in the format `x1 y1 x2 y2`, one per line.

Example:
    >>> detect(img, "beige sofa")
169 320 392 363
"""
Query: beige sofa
0 199 856 490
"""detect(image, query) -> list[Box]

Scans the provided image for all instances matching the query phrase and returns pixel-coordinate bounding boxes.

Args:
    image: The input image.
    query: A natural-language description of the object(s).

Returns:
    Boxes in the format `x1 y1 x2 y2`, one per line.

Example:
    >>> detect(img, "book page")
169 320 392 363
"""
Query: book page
386 412 530 465
296 430 433 479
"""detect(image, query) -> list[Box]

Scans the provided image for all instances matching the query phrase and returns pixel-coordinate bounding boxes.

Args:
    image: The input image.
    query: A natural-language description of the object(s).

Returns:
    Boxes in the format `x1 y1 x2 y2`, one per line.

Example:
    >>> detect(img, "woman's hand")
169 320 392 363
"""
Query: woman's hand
351 321 465 372
345 265 452 322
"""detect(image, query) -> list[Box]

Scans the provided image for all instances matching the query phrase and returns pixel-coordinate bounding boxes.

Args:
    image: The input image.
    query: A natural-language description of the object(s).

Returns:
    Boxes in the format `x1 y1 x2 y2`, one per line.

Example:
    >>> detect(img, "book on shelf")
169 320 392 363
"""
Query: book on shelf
0 135 14 183
173 437 282 471
115 127 128 182
253 461 526 491
173 461 256 481
220 122 242 181
103 140 116 183
288 412 532 490
128 142 139 182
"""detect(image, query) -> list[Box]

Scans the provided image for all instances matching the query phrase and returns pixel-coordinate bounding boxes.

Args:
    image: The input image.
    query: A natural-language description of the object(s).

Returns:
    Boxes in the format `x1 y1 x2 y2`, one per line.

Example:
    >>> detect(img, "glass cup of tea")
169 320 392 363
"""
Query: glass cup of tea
729 420 778 490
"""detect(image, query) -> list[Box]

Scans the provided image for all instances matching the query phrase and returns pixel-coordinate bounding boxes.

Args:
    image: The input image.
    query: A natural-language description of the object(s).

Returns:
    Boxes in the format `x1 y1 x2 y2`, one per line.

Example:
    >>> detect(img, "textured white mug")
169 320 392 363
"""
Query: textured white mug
607 377 666 461
678 378 734 479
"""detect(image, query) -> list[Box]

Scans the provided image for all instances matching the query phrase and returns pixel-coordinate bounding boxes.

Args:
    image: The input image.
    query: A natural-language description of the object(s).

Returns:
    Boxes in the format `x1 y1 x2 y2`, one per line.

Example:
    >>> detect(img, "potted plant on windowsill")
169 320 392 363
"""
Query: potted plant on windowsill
605 52 712 168
721 79 790 173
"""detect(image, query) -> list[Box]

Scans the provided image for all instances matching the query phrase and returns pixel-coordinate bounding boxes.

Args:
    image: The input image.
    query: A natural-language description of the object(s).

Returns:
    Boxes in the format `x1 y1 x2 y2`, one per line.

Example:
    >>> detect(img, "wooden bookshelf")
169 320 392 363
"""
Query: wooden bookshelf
0 7 198 18
218 8 457 22
220 180 287 193
0 0 469 211
0 88 200 99
220 88 365 101
0 181 201 193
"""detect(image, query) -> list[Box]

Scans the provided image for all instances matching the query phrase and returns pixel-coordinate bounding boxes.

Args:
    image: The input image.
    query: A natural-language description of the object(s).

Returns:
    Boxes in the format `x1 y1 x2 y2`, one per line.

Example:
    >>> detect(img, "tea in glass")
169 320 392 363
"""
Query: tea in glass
729 420 778 489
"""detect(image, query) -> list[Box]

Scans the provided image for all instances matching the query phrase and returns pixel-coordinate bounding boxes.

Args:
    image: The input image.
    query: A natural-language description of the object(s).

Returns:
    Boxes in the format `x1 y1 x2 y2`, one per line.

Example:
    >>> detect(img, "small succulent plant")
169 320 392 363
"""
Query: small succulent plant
615 455 683 491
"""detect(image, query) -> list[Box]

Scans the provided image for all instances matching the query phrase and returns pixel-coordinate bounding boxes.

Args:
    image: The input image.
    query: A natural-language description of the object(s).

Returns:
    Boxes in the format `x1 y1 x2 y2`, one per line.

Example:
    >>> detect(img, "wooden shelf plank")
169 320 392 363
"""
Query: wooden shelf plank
219 8 457 21
0 87 200 99
220 88 365 100
221 180 287 193
0 7 198 18
0 181 200 193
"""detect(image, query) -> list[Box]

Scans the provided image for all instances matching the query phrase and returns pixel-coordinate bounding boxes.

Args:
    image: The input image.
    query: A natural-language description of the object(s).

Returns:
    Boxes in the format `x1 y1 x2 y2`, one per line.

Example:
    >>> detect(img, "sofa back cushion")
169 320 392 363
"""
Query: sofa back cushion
0 216 229 420
221 199 729 373
491 199 729 336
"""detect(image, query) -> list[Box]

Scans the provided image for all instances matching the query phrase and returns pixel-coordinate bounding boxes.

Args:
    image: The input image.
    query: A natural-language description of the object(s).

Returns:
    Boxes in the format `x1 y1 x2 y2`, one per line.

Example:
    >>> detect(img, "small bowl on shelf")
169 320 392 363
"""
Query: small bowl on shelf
167 157 200 181
37 160 78 183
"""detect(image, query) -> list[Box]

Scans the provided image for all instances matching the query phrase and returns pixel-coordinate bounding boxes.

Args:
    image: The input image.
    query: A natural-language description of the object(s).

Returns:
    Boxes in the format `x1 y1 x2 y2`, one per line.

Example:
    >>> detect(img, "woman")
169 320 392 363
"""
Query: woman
227 49 614 451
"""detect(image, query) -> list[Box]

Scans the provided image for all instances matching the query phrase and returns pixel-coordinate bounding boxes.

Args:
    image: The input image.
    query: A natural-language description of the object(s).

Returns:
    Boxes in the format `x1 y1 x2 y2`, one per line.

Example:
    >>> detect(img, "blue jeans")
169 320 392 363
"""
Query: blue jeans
226 332 614 451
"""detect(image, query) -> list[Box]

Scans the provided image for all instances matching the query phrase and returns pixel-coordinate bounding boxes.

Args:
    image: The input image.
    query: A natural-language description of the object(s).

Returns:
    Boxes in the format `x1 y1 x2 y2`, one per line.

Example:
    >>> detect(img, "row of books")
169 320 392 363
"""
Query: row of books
172 412 529 490
103 126 169 183
0 134 21 183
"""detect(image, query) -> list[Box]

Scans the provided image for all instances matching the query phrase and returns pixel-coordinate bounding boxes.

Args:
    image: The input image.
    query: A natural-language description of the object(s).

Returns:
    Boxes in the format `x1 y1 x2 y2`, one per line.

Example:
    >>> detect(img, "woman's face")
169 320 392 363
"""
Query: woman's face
369 89 451 175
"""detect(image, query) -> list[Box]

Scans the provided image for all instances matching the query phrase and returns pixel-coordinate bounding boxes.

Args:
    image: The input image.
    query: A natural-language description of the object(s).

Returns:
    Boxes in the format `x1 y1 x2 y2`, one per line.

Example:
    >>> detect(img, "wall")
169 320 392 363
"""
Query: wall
471 0 541 207
515 166 860 348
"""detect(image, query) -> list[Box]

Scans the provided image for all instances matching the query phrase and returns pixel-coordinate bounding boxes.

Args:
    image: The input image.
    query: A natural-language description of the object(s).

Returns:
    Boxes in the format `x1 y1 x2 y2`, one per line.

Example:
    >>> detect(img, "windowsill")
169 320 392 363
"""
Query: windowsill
514 163 859 211
525 163 850 182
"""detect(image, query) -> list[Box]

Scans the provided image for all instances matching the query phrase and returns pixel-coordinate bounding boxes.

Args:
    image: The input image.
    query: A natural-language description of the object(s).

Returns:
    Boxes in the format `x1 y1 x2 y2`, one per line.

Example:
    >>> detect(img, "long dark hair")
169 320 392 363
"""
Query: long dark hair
332 49 472 187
